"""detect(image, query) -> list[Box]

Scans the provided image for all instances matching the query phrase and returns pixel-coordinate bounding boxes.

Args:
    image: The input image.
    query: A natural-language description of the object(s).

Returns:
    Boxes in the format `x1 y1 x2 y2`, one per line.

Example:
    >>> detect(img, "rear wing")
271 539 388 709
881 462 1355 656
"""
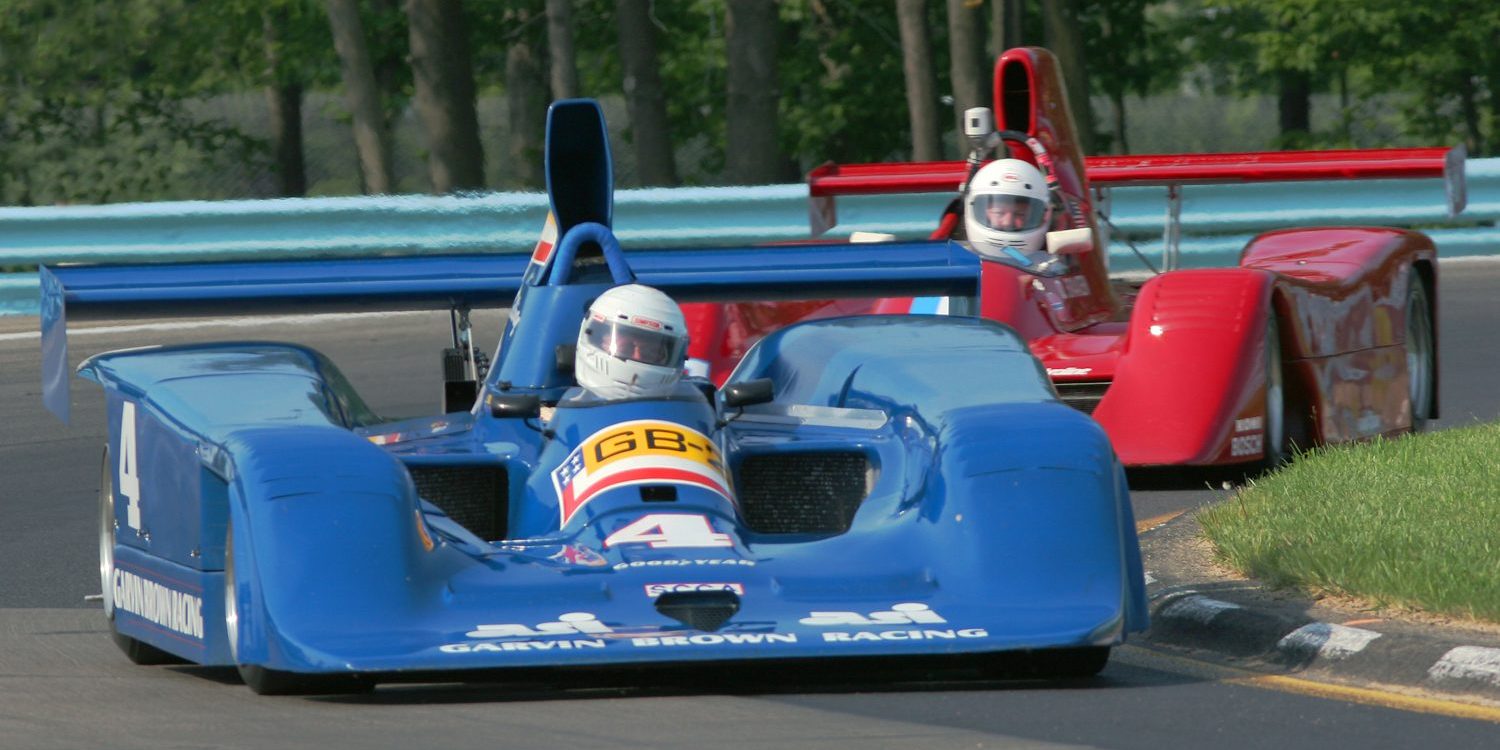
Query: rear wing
807 146 1468 237
41 240 980 421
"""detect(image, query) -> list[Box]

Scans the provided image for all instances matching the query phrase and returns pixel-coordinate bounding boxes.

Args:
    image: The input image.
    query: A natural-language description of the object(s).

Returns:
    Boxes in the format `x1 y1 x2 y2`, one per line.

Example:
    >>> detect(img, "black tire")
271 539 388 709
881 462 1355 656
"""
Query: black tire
1405 275 1435 431
237 664 375 697
99 447 181 666
986 647 1110 680
224 520 374 696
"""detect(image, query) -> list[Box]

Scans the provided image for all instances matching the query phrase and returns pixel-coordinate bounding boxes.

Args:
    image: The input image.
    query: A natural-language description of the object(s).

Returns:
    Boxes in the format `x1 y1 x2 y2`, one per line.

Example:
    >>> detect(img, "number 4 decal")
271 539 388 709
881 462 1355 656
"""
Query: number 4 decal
603 514 733 549
118 401 142 530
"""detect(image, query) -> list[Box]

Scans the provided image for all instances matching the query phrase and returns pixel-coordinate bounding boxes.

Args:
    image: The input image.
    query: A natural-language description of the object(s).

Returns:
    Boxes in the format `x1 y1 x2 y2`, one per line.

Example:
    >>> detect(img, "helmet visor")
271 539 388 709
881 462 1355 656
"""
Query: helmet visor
584 320 684 367
972 195 1049 232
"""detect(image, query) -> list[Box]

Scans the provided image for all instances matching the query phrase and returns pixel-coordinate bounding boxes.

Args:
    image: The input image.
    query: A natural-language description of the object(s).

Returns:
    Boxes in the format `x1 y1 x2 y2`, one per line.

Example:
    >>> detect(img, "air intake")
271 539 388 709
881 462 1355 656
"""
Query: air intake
737 452 870 534
408 465 508 540
654 590 741 632
1055 381 1110 415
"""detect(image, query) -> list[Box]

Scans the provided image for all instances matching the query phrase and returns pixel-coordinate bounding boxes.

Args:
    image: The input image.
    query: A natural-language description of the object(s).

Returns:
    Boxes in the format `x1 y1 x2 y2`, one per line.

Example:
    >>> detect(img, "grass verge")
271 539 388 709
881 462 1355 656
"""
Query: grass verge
1200 422 1500 622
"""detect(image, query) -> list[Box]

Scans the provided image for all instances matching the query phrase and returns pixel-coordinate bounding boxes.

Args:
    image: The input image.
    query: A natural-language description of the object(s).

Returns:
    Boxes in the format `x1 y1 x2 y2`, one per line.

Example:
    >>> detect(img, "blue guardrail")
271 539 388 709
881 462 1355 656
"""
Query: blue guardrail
2 158 1496 316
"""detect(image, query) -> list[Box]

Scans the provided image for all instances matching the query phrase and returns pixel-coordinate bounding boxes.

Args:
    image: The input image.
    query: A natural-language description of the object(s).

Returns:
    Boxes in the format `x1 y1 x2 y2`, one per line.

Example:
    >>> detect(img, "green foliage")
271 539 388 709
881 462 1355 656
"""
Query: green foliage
1201 424 1500 622
2 0 1496 203
777 0 915 167
1168 0 1498 153
0 0 345 204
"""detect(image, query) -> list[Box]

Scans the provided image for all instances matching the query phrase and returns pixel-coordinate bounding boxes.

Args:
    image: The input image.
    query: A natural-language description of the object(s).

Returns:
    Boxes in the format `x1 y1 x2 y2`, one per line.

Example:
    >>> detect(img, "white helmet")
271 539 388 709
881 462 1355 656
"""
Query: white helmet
575 284 689 399
964 158 1052 260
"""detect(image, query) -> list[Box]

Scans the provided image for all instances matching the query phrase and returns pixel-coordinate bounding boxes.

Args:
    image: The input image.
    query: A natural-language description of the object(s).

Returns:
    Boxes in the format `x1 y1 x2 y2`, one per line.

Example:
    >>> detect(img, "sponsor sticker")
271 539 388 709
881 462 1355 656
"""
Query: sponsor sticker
1231 434 1264 457
630 633 797 647
1046 366 1093 377
551 420 731 527
548 544 609 567
529 212 558 265
822 629 988 642
612 559 755 570
466 612 612 639
799 602 946 627
113 569 204 641
643 582 745 597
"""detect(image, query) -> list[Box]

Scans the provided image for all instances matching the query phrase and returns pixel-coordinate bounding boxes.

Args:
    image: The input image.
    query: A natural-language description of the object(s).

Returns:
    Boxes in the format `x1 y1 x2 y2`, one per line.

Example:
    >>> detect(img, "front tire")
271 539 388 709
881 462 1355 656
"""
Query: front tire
986 647 1110 679
224 520 374 696
1405 275 1435 431
99 447 180 666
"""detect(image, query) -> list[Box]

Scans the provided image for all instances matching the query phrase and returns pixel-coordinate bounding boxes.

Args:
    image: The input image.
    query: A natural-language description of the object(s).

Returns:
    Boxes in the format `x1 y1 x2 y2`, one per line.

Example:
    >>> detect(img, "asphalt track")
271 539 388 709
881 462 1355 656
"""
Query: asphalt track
2 262 1498 748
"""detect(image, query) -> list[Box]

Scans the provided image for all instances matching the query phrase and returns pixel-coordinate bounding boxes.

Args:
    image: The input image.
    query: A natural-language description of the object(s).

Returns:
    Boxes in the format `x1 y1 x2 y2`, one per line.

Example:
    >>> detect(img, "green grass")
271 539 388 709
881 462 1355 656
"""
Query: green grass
1200 422 1500 622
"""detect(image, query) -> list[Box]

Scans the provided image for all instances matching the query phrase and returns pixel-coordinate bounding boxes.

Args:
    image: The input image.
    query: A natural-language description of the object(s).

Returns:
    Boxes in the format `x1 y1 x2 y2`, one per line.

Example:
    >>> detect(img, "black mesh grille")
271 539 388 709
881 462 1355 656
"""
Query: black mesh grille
737 452 869 534
1055 381 1111 415
655 591 740 632
409 465 507 540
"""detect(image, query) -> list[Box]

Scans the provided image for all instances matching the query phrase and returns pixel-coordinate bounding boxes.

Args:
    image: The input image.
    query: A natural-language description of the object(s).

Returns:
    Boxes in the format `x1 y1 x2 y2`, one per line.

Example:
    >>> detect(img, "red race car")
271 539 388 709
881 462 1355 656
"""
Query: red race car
683 47 1466 469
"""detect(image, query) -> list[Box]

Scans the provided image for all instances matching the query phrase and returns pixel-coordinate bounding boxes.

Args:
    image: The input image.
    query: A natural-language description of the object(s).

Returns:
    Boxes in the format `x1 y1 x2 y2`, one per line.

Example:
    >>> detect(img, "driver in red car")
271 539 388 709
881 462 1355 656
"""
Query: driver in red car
964 158 1055 267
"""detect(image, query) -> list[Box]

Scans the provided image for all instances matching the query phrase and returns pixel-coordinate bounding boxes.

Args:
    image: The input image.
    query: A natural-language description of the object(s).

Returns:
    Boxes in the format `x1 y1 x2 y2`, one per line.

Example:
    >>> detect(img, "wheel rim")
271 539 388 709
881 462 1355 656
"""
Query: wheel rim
224 524 239 663
1406 282 1434 424
1265 316 1285 463
98 448 115 620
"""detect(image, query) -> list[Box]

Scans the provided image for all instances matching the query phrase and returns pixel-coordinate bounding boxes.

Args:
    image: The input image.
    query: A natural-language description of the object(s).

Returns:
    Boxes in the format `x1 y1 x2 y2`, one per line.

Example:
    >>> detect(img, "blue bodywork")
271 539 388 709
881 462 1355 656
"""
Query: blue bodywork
66 100 1146 682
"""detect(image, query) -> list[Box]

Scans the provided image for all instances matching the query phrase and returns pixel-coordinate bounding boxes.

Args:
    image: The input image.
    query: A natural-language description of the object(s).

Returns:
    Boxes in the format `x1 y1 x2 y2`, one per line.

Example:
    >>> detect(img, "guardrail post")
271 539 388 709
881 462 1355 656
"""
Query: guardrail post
1163 184 1182 271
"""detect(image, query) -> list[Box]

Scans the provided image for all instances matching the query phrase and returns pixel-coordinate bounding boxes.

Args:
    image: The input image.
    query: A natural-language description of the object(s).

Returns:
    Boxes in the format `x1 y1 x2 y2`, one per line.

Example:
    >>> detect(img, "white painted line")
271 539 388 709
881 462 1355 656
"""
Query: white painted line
1159 594 1242 626
1429 646 1500 686
0 310 435 343
1277 622 1382 660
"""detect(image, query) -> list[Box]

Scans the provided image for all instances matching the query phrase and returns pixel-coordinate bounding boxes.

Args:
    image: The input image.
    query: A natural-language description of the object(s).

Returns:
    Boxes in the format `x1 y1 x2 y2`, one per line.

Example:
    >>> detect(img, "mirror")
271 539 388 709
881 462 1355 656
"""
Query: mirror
721 378 774 409
555 343 576 375
489 393 541 420
1046 227 1094 256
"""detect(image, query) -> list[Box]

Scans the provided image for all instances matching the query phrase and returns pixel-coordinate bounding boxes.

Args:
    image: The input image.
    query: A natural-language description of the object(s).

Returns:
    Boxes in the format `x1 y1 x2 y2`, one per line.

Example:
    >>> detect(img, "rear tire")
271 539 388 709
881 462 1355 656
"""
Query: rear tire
1405 275 1435 431
99 447 181 666
224 521 374 696
1260 314 1289 471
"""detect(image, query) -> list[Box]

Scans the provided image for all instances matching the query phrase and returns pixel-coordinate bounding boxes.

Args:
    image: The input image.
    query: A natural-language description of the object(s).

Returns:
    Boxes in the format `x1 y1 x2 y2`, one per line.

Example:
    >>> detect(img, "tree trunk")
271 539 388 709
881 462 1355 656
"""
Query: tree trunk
264 82 307 196
1109 88 1128 154
616 0 678 186
1277 69 1312 143
546 0 580 101
947 0 987 152
725 0 787 184
371 0 406 173
896 0 943 161
507 19 546 189
406 0 486 193
325 0 393 194
1040 0 1094 153
991 0 1023 56
1456 70 1483 156
263 8 307 197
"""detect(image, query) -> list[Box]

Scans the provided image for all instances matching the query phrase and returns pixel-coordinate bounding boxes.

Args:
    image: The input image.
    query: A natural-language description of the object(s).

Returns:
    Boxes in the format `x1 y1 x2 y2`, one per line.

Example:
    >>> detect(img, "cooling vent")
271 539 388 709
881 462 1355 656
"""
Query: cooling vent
408 465 508 540
737 452 870 534
1055 381 1111 415
655 590 740 632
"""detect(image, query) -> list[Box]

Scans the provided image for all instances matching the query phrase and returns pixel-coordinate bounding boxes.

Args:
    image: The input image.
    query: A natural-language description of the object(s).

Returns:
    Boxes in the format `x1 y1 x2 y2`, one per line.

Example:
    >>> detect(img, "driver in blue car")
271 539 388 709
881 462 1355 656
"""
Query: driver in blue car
574 283 691 399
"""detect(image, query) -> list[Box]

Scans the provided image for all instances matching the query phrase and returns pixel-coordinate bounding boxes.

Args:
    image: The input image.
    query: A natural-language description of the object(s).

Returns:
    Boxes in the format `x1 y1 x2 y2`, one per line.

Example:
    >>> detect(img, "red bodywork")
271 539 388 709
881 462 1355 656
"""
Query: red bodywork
684 47 1453 467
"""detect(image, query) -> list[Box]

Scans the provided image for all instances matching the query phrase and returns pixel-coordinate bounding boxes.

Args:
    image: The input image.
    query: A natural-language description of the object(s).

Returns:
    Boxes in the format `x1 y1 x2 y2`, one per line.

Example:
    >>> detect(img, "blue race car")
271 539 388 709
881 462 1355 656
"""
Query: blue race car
49 101 1147 694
